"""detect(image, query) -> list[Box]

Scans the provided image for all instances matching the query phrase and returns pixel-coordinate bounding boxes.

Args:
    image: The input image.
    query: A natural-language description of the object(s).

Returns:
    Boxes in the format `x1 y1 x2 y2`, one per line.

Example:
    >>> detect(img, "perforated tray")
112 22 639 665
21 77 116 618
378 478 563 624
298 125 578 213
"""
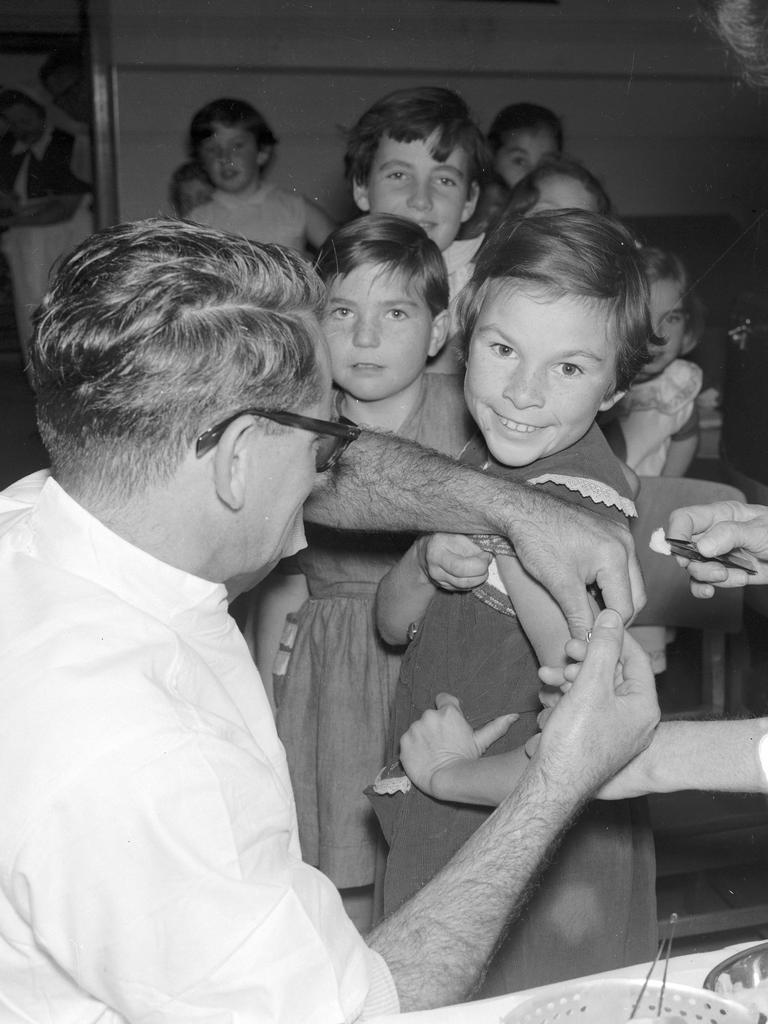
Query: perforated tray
500 977 759 1024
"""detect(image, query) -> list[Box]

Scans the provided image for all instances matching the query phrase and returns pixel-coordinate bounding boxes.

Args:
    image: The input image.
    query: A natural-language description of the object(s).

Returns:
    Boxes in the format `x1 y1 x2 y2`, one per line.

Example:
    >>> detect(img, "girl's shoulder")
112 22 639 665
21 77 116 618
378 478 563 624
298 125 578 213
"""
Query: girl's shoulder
457 426 635 522
525 425 636 522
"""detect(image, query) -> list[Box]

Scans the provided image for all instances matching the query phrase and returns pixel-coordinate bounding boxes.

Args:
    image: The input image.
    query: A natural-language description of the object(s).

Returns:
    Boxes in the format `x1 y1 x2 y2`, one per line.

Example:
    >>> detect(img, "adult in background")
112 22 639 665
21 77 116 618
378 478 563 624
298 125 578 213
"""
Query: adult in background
0 217 656 1022
0 85 92 377
38 45 93 185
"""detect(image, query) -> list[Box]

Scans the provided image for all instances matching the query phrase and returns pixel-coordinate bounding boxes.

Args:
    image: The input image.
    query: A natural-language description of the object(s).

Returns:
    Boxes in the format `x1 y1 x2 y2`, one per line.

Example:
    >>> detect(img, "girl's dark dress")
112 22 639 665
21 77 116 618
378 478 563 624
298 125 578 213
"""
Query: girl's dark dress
370 424 657 996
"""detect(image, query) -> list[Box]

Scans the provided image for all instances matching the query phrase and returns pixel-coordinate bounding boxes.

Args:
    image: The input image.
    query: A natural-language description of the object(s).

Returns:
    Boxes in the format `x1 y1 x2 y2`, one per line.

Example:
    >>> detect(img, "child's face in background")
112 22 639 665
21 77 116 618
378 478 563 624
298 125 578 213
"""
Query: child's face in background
464 283 623 467
322 263 447 404
198 123 266 196
527 174 599 215
353 133 479 252
640 276 690 379
493 128 559 190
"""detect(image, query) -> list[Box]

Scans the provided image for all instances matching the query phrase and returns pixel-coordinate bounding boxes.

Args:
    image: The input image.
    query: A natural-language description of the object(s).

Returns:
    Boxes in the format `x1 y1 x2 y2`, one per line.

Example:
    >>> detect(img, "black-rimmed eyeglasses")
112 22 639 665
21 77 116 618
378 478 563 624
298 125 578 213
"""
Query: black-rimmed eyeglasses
195 408 361 472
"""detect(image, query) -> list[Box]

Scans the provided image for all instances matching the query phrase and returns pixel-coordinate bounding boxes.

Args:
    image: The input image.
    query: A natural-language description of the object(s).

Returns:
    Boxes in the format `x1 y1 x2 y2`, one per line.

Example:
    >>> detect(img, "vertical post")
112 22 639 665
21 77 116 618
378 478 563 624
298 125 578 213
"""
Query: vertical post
86 0 119 227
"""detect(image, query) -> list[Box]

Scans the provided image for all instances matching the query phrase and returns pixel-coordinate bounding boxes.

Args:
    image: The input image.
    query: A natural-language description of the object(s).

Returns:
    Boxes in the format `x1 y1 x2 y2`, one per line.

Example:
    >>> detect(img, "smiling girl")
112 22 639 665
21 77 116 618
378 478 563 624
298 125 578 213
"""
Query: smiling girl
371 209 656 994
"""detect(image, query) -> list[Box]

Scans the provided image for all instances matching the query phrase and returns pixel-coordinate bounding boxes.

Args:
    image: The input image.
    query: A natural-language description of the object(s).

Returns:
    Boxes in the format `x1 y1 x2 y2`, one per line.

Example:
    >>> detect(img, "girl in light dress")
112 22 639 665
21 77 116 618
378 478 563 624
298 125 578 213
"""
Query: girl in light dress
602 245 704 673
606 246 704 479
187 97 335 254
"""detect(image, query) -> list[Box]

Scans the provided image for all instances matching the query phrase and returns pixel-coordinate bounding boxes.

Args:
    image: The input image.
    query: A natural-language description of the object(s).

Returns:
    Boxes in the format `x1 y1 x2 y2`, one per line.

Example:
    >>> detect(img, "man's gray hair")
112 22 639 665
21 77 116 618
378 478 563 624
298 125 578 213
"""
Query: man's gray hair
32 218 325 498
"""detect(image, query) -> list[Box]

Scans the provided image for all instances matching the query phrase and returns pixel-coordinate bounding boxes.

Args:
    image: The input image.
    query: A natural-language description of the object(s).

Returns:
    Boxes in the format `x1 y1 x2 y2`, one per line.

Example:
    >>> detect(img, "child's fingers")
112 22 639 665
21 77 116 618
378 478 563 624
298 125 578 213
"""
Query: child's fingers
538 665 566 686
428 550 490 582
436 534 490 557
434 694 517 755
434 692 462 712
538 663 579 686
473 713 518 754
538 684 563 708
563 636 588 662
435 571 490 592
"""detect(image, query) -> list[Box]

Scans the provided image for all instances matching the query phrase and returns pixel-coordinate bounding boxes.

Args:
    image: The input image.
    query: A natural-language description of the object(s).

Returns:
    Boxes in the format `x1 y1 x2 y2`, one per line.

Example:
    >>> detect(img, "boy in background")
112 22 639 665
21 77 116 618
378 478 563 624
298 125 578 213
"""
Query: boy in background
345 86 488 372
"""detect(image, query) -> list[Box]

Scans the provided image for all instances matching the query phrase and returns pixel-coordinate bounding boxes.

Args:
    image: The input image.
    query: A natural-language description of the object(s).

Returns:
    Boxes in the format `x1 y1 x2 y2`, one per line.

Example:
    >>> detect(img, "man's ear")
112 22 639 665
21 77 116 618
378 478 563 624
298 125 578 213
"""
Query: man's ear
352 179 371 213
211 416 255 511
460 181 480 223
427 309 450 357
599 388 626 413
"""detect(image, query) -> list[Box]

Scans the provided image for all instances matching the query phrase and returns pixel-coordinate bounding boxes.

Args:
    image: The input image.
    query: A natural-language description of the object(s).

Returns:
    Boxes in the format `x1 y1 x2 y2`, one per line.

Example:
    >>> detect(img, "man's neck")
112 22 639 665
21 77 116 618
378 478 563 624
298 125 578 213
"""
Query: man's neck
60 473 224 584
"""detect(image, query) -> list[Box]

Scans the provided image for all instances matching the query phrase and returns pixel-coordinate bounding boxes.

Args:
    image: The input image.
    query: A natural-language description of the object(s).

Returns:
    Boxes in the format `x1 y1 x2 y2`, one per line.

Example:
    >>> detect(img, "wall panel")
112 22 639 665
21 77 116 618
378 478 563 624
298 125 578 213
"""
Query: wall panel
115 64 768 223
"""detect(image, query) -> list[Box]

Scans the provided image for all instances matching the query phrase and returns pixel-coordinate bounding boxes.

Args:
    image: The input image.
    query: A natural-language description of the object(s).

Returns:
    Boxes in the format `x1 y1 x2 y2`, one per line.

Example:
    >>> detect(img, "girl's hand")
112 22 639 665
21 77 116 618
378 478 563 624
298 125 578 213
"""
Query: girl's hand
399 693 517 800
420 534 492 591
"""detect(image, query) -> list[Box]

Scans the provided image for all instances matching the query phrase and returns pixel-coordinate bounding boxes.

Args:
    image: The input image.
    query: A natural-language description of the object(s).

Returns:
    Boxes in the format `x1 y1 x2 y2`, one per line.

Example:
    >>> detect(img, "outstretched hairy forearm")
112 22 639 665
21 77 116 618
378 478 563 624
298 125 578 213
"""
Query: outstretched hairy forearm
305 429 537 536
366 765 584 1011
306 428 644 633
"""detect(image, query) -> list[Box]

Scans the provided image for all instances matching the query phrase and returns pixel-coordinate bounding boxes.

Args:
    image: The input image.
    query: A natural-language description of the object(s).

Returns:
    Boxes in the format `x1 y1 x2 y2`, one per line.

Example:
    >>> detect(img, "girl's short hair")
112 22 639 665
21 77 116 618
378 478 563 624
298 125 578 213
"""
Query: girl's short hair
487 103 564 154
344 86 489 189
638 245 705 347
315 214 449 317
505 155 612 218
455 209 652 392
188 98 278 159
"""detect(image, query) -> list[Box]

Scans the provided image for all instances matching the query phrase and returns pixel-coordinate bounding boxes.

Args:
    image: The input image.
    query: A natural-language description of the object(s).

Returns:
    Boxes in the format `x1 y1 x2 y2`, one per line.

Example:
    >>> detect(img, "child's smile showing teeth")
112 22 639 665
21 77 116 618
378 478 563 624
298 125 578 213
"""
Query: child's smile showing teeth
463 282 623 467
497 414 537 434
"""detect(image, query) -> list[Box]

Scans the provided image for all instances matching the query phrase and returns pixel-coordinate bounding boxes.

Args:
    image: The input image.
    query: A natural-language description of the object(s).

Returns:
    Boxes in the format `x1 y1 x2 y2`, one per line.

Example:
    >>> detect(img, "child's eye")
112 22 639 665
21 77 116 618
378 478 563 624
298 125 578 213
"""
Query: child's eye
436 176 458 188
386 170 406 181
386 308 408 320
559 362 583 377
490 342 515 358
326 306 353 320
